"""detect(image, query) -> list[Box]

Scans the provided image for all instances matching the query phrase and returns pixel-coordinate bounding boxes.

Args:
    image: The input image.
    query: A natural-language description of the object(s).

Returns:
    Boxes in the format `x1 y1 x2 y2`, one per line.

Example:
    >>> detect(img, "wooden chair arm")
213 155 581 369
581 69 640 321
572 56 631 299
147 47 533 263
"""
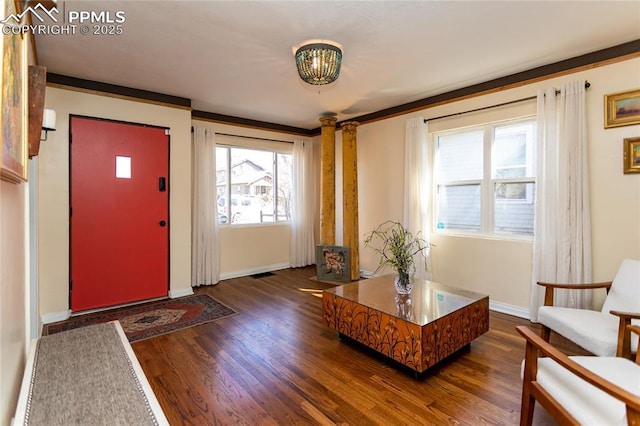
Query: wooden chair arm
537 281 613 290
516 325 640 423
537 281 612 307
610 311 640 321
630 325 640 365
628 324 640 338
610 311 640 360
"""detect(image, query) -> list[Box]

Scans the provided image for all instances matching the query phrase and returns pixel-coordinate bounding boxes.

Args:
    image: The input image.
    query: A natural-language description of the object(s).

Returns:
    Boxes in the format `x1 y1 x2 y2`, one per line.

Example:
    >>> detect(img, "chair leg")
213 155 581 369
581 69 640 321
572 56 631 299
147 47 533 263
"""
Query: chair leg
520 338 538 426
616 317 632 360
540 325 551 342
627 407 640 425
520 386 535 426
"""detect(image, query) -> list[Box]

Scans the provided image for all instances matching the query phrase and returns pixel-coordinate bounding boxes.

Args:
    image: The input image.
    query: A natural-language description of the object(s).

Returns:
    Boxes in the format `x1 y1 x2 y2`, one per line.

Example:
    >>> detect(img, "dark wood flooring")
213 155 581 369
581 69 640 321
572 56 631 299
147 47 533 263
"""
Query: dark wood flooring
132 266 589 425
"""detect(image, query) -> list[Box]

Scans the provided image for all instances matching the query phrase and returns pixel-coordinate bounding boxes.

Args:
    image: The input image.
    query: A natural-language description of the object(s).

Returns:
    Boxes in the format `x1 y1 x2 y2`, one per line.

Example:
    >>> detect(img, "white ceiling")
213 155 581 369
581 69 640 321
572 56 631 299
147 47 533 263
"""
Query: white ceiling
35 1 640 130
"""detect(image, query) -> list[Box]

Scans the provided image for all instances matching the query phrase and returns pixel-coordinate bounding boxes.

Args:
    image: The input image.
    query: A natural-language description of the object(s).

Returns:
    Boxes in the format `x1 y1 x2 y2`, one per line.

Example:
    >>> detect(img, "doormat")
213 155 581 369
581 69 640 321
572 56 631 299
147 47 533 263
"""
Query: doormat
43 294 237 343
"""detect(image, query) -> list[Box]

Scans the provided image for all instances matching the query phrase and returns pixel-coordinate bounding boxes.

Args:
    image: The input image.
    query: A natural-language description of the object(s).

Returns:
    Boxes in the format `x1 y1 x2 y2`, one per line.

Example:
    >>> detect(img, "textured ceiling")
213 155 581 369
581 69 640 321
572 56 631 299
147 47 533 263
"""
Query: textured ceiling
35 1 640 129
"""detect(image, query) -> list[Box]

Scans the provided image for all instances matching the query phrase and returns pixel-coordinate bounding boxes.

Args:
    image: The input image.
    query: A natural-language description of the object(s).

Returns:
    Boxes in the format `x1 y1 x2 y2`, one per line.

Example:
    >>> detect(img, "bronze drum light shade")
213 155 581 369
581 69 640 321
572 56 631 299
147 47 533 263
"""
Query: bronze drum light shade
295 42 342 86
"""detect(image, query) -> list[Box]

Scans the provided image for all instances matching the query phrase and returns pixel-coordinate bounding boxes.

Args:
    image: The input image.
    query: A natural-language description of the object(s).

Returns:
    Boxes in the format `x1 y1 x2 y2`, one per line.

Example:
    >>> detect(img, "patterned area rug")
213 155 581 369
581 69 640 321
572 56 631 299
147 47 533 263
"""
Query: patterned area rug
44 294 237 343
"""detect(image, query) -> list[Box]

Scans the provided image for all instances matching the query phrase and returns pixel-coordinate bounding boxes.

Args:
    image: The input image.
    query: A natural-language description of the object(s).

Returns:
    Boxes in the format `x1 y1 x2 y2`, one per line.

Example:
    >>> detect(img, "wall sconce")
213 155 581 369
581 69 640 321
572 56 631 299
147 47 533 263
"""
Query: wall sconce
41 109 56 141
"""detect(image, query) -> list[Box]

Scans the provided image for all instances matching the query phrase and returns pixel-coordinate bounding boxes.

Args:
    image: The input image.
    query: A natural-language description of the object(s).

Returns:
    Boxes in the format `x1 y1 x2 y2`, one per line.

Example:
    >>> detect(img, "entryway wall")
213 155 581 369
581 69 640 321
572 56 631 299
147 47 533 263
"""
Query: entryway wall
37 87 192 322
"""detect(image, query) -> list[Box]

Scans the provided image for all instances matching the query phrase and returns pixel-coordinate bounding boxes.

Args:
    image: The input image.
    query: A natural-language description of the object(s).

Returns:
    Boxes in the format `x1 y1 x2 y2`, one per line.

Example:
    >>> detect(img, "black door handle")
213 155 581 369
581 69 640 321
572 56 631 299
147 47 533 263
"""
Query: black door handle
159 220 167 227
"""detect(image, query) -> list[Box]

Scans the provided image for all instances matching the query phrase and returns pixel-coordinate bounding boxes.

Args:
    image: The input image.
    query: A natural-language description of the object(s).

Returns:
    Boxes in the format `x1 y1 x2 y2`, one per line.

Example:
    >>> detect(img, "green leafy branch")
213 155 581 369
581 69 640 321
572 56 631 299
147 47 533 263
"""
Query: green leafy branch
364 220 431 277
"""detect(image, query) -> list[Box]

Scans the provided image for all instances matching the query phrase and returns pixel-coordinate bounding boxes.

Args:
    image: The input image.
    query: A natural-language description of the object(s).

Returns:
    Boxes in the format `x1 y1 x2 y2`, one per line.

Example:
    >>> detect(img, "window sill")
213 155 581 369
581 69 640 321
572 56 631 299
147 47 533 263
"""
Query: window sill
433 230 533 243
218 221 291 229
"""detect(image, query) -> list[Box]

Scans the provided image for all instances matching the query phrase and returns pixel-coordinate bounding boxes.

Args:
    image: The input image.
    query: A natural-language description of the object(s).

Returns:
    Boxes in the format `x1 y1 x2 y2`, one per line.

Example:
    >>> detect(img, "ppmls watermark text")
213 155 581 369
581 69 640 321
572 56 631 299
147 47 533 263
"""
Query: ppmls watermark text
1 4 126 36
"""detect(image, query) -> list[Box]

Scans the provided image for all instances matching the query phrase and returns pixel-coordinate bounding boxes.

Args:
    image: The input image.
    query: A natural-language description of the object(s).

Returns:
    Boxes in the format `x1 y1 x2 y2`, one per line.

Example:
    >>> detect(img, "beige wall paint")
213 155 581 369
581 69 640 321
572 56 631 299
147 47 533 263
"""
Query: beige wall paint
30 59 640 321
355 58 640 315
38 87 192 318
1 7 31 421
191 120 319 277
0 181 28 425
587 61 640 277
219 225 291 277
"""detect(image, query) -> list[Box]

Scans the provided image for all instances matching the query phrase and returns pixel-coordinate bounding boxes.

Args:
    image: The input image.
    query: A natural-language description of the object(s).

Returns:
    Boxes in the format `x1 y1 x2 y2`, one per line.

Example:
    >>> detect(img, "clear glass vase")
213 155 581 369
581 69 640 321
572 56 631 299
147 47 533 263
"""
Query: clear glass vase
395 293 414 320
394 271 414 294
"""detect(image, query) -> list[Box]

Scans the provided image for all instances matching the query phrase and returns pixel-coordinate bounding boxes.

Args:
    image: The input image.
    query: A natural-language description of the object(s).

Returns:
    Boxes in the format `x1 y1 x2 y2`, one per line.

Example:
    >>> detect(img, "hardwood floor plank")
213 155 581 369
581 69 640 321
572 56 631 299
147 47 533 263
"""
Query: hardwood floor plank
127 266 586 425
195 332 318 425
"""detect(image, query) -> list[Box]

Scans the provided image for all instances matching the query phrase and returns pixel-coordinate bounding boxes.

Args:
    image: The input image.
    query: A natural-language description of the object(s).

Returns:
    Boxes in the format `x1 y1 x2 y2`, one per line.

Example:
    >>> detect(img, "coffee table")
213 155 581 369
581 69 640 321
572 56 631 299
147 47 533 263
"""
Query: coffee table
322 275 489 374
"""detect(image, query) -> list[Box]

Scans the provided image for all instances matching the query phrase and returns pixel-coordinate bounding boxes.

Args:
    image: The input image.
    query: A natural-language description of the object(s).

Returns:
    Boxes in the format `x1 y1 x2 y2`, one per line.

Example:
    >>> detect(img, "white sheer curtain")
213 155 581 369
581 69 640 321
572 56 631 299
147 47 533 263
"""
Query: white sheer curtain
290 139 316 267
191 127 219 286
403 117 432 280
530 80 592 320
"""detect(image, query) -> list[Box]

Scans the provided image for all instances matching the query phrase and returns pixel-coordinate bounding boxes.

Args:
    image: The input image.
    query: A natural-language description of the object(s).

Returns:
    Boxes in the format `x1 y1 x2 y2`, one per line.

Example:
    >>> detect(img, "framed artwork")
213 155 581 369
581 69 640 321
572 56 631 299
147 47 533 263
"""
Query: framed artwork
623 137 640 174
604 88 640 129
316 245 351 283
1 0 28 183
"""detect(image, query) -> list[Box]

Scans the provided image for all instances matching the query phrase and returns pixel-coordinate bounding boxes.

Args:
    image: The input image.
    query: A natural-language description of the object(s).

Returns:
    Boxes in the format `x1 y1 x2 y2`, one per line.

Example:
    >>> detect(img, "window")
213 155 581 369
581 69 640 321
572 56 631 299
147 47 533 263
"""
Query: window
216 146 292 225
434 118 536 236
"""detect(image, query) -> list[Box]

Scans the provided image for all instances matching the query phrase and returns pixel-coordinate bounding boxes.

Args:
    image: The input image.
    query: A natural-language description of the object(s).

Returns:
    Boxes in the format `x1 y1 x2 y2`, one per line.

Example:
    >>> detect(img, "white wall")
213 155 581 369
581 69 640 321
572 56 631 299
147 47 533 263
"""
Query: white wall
588 63 640 278
1 4 32 421
38 87 193 320
355 58 640 317
0 181 28 425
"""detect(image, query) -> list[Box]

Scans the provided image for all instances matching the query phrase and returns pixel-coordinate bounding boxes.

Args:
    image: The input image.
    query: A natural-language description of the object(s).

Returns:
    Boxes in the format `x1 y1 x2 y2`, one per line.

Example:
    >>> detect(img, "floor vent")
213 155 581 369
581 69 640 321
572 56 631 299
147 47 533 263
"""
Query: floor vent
250 272 275 279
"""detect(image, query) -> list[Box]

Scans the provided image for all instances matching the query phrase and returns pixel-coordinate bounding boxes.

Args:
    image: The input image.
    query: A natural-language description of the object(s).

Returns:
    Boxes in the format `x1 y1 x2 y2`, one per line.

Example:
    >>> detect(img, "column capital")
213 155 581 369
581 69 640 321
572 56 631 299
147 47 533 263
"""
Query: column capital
340 121 359 133
319 116 337 127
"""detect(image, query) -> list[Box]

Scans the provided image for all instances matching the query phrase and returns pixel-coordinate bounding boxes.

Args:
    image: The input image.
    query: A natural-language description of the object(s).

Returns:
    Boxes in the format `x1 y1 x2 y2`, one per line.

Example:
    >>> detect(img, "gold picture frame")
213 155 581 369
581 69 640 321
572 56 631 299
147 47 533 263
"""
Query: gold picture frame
604 88 640 129
0 0 28 183
623 137 640 174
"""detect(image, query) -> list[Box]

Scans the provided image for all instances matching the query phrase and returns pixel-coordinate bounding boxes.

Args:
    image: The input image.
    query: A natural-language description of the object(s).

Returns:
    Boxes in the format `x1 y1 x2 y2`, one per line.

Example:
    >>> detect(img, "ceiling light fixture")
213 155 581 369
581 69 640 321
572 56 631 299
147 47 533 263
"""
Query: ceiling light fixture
294 41 342 86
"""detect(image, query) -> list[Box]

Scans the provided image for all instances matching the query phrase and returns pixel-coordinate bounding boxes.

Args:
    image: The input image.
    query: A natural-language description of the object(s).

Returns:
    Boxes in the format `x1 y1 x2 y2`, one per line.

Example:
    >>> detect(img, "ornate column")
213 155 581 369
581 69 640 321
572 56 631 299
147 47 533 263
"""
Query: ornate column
319 115 337 245
341 121 359 281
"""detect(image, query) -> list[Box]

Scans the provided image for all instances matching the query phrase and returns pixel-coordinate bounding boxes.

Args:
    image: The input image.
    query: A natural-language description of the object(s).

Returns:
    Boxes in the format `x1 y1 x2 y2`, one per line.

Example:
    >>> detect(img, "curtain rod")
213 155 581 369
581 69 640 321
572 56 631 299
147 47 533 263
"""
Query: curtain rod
424 81 590 123
216 132 294 144
191 127 294 144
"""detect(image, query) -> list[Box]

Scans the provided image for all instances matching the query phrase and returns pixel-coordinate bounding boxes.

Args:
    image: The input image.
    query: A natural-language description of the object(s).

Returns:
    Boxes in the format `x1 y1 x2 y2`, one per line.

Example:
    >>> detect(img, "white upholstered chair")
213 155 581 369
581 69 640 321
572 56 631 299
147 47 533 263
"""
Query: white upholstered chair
537 258 640 359
517 325 640 426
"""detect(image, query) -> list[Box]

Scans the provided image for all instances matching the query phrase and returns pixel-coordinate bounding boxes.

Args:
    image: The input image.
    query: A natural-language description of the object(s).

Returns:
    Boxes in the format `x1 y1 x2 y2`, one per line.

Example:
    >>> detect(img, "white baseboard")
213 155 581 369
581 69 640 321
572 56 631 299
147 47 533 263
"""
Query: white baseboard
489 300 530 319
169 287 194 298
220 263 290 281
41 310 71 324
40 291 194 323
40 282 529 322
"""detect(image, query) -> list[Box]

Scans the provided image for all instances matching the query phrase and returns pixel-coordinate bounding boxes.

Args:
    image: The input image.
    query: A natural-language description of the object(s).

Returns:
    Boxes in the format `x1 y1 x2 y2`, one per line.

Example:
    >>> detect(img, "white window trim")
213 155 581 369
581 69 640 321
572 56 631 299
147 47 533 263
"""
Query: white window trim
433 117 536 240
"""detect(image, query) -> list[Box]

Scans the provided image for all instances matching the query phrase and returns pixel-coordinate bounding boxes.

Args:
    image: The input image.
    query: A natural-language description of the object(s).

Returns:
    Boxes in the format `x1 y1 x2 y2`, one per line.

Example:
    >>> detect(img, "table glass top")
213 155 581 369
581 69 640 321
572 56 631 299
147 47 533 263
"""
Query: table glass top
324 275 488 326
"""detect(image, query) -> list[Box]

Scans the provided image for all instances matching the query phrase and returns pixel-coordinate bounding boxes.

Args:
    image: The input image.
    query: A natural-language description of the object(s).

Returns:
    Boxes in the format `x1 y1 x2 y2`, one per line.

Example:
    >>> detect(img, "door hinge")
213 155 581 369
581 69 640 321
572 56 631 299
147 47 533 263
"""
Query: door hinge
69 280 72 291
69 207 72 216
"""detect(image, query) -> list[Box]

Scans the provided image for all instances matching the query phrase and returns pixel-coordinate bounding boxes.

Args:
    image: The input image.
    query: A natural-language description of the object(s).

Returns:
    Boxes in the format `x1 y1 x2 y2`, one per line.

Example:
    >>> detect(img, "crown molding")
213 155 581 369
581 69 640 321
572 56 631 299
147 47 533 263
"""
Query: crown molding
46 73 192 109
45 39 639 135
326 39 640 131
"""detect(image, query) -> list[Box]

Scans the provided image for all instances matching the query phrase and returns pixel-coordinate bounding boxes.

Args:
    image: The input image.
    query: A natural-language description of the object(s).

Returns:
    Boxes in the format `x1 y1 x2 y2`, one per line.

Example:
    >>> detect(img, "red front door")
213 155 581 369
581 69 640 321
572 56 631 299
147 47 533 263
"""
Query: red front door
70 116 169 312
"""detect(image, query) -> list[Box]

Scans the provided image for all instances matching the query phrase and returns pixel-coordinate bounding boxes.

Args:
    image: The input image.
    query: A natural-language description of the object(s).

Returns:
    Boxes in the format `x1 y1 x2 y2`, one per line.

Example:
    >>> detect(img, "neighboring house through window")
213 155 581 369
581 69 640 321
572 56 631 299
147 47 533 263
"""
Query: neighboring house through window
216 144 292 225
